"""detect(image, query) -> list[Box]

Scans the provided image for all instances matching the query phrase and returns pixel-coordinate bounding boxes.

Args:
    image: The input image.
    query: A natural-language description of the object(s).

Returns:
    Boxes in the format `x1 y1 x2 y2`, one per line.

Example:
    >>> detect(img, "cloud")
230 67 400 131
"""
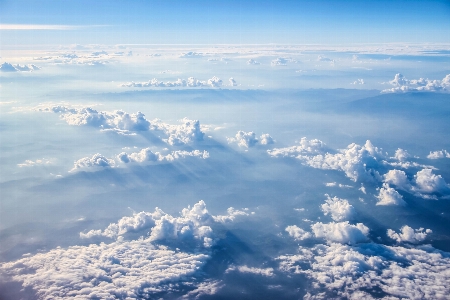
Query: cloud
392 148 411 161
321 195 355 221
325 182 353 188
413 168 450 195
383 169 410 190
311 221 369 245
0 62 40 72
213 207 251 223
120 76 225 88
179 51 202 58
0 239 210 299
269 139 385 182
427 150 450 159
376 183 406 206
118 149 209 164
382 73 450 93
228 77 237 86
278 242 450 299
387 225 432 243
227 131 258 148
351 79 364 85
271 57 296 66
0 24 83 30
317 55 334 62
36 105 206 145
17 158 54 167
71 153 115 172
285 225 312 241
226 265 274 277
247 59 261 65
181 280 223 299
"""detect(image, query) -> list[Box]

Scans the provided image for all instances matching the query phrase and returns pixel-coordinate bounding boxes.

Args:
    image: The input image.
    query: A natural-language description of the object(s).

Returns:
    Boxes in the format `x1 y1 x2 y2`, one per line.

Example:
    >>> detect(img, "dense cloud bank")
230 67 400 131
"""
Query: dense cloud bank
382 73 450 93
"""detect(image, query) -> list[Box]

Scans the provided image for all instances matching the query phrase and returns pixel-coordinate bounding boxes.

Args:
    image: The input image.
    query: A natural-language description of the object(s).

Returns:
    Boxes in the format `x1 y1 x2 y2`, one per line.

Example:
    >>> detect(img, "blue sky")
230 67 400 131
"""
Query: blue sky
1 0 450 45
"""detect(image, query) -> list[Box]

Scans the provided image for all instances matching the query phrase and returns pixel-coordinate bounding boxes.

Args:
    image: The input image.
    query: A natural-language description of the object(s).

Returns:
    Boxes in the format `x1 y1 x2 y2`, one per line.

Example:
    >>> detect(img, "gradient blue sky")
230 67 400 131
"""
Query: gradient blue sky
1 0 450 45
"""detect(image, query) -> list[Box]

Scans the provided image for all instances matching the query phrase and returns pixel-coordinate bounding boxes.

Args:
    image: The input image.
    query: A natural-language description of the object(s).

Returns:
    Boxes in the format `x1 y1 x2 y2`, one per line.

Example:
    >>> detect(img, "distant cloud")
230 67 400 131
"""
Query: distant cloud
0 62 40 72
71 153 115 172
179 51 203 58
271 57 296 66
247 59 261 65
351 79 365 85
226 265 274 277
382 73 450 93
317 55 334 62
321 195 355 221
285 225 312 241
428 150 450 159
120 76 227 88
376 183 406 206
17 158 54 167
227 131 274 148
311 221 369 245
387 225 432 243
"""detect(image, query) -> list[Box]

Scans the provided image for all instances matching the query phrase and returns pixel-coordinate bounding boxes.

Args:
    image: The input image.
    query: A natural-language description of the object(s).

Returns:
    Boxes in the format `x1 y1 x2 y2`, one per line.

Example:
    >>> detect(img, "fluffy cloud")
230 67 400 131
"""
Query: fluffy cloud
376 183 406 206
351 79 364 85
212 207 251 223
37 105 206 145
413 168 450 195
271 57 296 66
0 240 210 299
382 73 450 93
179 51 202 58
428 150 450 159
228 77 237 86
71 153 115 172
383 169 410 190
226 265 274 277
387 225 432 243
320 195 355 221
285 225 312 241
269 139 384 182
17 158 54 167
278 243 450 299
247 59 261 65
227 131 274 148
118 148 209 164
311 222 369 245
0 62 40 72
120 76 224 88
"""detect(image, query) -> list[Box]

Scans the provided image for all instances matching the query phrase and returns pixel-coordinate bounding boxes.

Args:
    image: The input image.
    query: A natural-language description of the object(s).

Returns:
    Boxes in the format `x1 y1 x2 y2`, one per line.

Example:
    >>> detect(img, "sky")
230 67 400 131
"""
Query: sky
1 0 450 45
1 1 450 299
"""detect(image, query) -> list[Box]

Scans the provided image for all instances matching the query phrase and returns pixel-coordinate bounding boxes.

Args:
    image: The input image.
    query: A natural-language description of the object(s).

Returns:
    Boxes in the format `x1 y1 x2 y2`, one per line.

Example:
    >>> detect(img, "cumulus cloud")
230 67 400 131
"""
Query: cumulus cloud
259 133 275 145
0 62 40 72
351 79 364 85
36 105 206 145
227 131 257 148
320 195 355 221
118 148 209 164
0 240 210 299
179 51 202 58
269 139 385 182
271 57 296 66
17 158 54 167
285 225 312 241
212 207 251 223
382 73 450 93
226 265 274 277
428 149 450 159
247 59 260 65
383 169 410 190
120 76 224 88
71 153 115 172
387 225 432 243
228 77 237 86
278 243 450 299
413 168 450 195
376 183 406 206
311 221 369 245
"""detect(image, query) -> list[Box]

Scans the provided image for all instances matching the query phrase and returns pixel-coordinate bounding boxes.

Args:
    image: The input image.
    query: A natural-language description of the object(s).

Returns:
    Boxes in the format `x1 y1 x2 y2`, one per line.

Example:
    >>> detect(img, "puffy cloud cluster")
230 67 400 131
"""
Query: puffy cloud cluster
311 222 369 245
17 158 54 167
37 105 206 145
271 57 296 66
0 62 40 72
387 225 432 244
212 207 251 223
428 149 450 159
278 243 450 299
71 153 115 172
269 138 385 182
226 265 274 277
381 168 450 201
321 195 355 221
120 76 226 88
376 183 406 206
0 240 210 299
285 225 312 241
382 73 450 93
227 131 274 148
247 59 261 65
351 79 364 85
118 148 209 164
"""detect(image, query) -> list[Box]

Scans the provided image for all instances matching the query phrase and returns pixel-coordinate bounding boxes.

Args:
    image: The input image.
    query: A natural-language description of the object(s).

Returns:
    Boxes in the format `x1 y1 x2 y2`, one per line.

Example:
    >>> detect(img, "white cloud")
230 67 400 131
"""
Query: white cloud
285 225 312 241
117 148 209 164
181 280 223 299
376 183 406 206
383 169 410 190
259 133 275 145
311 221 369 245
120 76 225 88
321 195 355 221
227 131 258 148
228 77 237 86
213 207 250 223
269 139 385 182
278 242 450 299
382 73 450 93
325 182 353 188
226 265 274 277
71 153 115 172
428 150 450 159
317 55 334 62
413 168 450 194
392 148 411 161
179 51 202 58
351 79 364 85
247 59 261 65
271 57 296 66
155 118 205 146
387 225 432 243
0 62 40 72
17 158 54 167
0 240 210 299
